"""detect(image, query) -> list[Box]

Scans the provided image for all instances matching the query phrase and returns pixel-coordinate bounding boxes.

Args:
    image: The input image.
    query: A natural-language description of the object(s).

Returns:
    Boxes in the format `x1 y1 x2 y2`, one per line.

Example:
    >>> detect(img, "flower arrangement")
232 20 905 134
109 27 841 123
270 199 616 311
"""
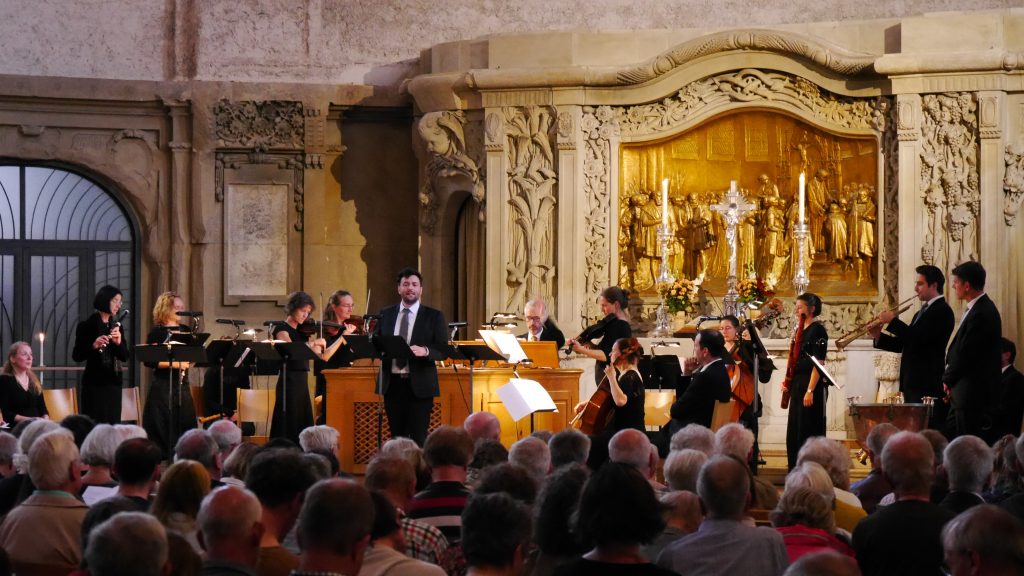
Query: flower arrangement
736 270 776 305
659 277 699 315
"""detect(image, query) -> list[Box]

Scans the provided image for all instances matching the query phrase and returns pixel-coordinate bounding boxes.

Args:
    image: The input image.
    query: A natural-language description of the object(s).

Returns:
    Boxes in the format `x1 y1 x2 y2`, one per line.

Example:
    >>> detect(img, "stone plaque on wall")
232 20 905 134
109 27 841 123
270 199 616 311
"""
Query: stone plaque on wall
224 183 289 302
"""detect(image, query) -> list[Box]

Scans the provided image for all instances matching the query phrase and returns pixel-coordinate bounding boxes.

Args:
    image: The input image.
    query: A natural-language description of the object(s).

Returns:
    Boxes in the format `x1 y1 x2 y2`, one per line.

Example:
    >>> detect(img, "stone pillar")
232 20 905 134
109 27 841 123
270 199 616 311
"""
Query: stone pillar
483 109 507 319
977 91 1006 311
555 105 583 333
166 100 193 299
895 94 922 296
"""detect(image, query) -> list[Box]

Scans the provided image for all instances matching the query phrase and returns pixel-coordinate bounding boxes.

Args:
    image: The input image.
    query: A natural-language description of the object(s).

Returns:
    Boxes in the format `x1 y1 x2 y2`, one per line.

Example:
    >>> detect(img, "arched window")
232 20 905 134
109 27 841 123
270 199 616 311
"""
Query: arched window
0 164 138 389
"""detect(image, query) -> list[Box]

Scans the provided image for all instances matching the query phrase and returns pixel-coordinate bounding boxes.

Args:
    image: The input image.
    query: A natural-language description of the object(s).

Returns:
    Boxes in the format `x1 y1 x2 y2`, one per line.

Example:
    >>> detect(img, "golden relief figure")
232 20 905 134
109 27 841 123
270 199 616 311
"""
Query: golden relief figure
618 110 879 297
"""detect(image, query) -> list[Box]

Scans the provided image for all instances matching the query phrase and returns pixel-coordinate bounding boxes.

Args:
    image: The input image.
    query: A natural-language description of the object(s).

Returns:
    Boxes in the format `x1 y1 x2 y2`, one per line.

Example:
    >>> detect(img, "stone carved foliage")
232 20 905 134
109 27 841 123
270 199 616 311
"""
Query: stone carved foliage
504 106 558 309
877 98 900 305
212 100 304 151
919 93 979 270
581 106 619 323
1004 145 1024 225
417 110 484 234
616 69 885 138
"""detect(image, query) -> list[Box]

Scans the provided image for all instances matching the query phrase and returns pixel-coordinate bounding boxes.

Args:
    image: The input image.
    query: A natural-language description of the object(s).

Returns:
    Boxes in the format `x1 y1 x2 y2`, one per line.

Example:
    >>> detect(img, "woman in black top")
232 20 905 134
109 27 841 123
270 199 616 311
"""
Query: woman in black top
313 290 358 424
143 291 197 458
72 285 128 424
785 292 829 470
0 342 48 424
600 337 646 434
270 291 326 443
568 286 632 385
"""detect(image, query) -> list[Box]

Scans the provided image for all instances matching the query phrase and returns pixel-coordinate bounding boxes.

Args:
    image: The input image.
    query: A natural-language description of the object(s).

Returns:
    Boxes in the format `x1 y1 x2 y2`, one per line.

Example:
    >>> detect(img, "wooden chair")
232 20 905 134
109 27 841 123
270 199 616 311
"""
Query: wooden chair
236 388 275 438
748 508 773 527
644 390 674 430
710 399 736 432
121 387 142 424
42 388 78 421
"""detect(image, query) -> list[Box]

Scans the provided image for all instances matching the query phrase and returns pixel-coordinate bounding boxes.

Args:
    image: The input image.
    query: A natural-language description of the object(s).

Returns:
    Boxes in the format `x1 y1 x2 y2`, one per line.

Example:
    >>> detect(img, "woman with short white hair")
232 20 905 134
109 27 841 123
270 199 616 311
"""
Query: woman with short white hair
80 424 123 488
298 424 340 453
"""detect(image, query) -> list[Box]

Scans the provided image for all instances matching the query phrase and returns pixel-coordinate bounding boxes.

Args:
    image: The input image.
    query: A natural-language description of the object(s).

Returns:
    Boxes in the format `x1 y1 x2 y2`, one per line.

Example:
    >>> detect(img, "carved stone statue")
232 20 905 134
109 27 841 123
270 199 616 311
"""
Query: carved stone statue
736 202 758 276
807 168 829 254
823 201 849 264
685 195 714 282
670 194 690 278
759 196 786 284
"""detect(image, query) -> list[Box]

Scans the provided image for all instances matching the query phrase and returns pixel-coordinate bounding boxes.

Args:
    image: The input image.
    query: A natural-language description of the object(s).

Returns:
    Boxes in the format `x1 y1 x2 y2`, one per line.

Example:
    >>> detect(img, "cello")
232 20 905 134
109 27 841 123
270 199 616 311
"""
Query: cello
726 301 784 420
567 314 621 435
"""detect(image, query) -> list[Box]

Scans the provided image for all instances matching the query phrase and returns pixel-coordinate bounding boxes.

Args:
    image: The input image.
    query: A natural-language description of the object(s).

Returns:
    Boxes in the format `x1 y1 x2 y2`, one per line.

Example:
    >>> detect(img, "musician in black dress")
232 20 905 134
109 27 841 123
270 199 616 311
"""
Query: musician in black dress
313 289 358 424
573 336 646 468
143 291 197 458
784 292 829 470
270 291 326 443
72 285 128 424
0 342 48 424
568 286 632 385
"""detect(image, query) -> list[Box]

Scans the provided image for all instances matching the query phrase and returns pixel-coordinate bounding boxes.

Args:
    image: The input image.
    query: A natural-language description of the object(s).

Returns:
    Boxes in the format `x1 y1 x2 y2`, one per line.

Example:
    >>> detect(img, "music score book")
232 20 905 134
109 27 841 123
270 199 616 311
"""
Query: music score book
496 378 557 421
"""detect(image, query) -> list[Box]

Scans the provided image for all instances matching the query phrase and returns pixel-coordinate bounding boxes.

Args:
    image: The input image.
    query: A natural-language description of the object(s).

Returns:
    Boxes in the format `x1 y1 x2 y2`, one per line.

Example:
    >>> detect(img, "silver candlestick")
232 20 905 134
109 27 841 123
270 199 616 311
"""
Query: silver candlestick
792 222 810 296
651 224 675 337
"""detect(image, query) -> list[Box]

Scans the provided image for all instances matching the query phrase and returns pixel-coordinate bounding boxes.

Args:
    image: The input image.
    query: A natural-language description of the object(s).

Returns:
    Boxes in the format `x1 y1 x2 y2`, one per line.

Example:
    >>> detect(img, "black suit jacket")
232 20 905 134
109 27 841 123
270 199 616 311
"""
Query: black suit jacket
374 303 449 399
991 366 1024 439
669 359 731 429
852 499 956 576
875 297 954 402
519 319 566 350
944 294 1002 412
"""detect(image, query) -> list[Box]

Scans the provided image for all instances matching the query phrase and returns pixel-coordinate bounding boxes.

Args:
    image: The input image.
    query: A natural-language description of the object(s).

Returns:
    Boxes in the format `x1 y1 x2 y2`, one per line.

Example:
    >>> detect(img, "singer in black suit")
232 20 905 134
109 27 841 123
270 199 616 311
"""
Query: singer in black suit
667 329 732 434
374 268 450 447
871 265 955 430
943 261 1002 440
72 285 128 424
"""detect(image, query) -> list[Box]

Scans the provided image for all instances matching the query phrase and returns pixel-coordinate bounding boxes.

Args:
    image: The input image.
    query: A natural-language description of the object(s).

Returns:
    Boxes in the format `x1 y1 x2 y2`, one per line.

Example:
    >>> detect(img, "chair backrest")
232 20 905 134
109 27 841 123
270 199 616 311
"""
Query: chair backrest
644 390 674 429
42 388 78 421
121 387 141 424
710 399 735 432
748 508 773 527
236 388 275 437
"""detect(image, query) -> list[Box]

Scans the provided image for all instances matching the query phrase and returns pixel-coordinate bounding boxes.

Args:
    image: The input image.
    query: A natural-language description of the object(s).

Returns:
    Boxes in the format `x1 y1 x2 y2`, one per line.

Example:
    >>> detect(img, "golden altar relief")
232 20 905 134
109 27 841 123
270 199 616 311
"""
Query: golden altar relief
619 110 879 297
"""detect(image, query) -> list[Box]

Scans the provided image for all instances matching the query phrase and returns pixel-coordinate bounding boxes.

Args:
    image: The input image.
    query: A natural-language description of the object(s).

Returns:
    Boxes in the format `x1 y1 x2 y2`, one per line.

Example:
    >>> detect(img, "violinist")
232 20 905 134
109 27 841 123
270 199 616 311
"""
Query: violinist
72 285 128 424
567 286 632 385
142 291 197 458
783 292 829 470
270 291 327 443
313 290 359 424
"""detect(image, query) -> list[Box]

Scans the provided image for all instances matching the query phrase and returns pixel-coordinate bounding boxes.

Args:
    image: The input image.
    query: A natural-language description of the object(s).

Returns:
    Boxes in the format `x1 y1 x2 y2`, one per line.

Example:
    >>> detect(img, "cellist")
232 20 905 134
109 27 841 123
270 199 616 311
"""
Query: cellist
720 315 774 425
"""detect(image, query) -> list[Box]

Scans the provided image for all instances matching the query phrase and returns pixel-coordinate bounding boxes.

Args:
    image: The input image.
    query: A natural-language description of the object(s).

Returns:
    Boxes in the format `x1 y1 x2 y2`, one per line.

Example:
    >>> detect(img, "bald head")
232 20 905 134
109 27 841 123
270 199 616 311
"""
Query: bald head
197 486 263 566
697 455 750 519
464 412 501 443
882 431 934 497
609 429 656 477
784 550 861 576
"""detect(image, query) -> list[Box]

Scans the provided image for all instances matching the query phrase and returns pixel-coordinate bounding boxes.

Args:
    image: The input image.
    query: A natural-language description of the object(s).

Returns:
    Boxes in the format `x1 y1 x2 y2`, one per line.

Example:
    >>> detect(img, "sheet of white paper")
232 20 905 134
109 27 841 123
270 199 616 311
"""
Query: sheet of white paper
496 378 557 421
479 329 529 364
82 485 118 506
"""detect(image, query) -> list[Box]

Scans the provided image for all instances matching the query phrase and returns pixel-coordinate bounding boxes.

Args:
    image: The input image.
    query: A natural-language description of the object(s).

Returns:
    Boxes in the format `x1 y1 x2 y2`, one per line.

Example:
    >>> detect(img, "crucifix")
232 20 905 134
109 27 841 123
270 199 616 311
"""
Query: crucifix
711 181 757 316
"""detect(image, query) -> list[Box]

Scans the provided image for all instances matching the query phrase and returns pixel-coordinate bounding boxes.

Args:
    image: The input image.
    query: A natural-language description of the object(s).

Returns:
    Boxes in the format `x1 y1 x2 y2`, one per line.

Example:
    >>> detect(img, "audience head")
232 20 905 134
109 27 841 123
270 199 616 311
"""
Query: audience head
715 423 755 462
463 411 501 443
530 430 553 444
166 529 201 576
783 550 861 576
81 496 141 555
608 428 657 478
469 439 508 472
1002 337 1017 368
152 459 212 524
113 437 162 487
85 512 169 576
951 260 986 296
303 451 336 479
1016 435 1024 472
549 428 591 468
576 462 664 548
28 428 81 492
797 437 852 490
771 485 835 532
367 490 402 543
508 436 551 481
365 456 416 495
462 492 532 572
196 486 264 565
208 420 243 454
865 422 899 467
15 418 60 473
534 464 589 555
379 437 428 484
882 431 935 498
670 424 715 455
474 462 538 505
175 429 222 479
942 504 1024 576
114 424 148 442
785 461 836 503
0 431 17 477
245 449 318 541
297 479 375 571
698 455 751 520
222 441 260 482
423 426 474 470
298 425 340 453
81 423 122 468
664 448 708 493
61 414 96 448
943 435 993 494
660 490 703 535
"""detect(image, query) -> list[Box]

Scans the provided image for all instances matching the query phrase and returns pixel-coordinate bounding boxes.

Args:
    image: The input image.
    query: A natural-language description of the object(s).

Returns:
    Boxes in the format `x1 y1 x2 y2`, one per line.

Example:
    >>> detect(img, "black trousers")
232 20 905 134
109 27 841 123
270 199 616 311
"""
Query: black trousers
384 375 434 446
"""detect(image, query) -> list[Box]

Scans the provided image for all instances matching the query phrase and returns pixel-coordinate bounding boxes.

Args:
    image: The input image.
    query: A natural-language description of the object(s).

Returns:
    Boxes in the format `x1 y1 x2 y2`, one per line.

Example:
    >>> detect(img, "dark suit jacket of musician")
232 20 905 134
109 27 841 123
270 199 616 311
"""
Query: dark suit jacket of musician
991 365 1024 439
874 296 954 402
518 319 566 350
374 303 450 399
943 293 1002 427
669 358 731 431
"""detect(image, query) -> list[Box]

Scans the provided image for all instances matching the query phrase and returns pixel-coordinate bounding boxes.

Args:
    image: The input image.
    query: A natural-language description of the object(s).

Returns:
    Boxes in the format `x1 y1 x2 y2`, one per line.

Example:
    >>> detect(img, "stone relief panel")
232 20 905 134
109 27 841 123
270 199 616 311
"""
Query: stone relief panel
503 106 558 309
1005 144 1024 226
212 100 304 151
417 110 485 234
224 184 290 300
581 106 619 324
214 151 305 231
919 93 980 271
877 99 900 305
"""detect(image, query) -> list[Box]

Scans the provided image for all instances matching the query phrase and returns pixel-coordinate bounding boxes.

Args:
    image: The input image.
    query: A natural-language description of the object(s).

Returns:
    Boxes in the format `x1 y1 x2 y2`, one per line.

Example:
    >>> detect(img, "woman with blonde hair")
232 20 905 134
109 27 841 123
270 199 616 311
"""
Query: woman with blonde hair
143 291 197 458
151 459 211 552
0 341 48 425
771 486 855 562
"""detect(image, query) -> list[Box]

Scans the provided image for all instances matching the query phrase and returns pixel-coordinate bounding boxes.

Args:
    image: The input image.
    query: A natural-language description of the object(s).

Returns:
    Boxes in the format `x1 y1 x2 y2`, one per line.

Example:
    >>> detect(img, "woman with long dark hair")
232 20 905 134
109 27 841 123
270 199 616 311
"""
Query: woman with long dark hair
72 285 128 424
568 286 632 385
784 292 829 470
270 291 326 443
0 341 48 424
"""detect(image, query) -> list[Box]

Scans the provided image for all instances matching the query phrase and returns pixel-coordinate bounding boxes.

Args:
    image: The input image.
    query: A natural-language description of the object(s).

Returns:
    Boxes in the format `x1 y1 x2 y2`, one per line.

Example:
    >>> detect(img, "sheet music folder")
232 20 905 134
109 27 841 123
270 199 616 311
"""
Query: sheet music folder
809 355 842 389
496 378 557 421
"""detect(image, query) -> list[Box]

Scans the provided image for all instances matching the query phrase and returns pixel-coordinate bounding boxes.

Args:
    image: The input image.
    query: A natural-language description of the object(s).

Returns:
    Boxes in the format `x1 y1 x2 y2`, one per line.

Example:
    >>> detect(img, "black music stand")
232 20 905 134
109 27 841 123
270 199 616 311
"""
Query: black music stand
271 342 317 420
135 342 207 448
204 339 247 415
450 342 507 413
343 335 379 362
743 318 772 471
369 335 416 448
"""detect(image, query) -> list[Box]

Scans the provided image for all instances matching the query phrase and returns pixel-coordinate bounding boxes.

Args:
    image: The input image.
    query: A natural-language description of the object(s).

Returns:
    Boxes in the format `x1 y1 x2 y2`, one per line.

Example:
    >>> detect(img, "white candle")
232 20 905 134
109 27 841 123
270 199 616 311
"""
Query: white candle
38 332 45 388
662 178 669 227
798 172 806 226
730 180 737 195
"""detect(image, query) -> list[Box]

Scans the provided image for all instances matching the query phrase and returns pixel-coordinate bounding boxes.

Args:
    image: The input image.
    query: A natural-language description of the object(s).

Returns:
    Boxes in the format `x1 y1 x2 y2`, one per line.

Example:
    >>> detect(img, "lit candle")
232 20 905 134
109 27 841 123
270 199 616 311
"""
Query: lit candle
730 180 737 195
38 332 45 388
798 172 806 226
662 178 669 227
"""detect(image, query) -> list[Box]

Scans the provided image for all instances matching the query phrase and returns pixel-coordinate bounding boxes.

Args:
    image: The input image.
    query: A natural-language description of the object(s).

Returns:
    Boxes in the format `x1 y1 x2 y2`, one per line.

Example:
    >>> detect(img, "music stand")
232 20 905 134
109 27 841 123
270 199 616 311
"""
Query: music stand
450 342 507 413
809 354 840 430
744 318 770 470
343 335 379 362
369 334 415 449
204 339 247 413
496 377 557 435
135 342 207 449
271 342 317 419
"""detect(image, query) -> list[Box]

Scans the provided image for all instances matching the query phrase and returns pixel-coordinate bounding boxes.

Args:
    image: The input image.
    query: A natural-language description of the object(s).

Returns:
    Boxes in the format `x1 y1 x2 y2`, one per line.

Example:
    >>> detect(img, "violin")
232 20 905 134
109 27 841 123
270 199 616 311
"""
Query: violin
297 319 343 337
345 315 377 336
564 313 617 356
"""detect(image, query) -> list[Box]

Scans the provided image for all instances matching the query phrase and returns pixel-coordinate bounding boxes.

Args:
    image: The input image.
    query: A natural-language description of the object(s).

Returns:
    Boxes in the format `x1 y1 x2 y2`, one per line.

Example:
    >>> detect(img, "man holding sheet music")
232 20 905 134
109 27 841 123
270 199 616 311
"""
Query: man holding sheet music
374 268 450 446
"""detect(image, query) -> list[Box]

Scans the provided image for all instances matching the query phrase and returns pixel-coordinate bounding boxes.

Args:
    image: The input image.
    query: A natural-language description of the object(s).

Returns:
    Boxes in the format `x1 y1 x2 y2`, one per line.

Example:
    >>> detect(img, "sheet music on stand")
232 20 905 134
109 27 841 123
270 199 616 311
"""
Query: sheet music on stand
479 329 529 364
496 378 558 421
809 355 842 389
